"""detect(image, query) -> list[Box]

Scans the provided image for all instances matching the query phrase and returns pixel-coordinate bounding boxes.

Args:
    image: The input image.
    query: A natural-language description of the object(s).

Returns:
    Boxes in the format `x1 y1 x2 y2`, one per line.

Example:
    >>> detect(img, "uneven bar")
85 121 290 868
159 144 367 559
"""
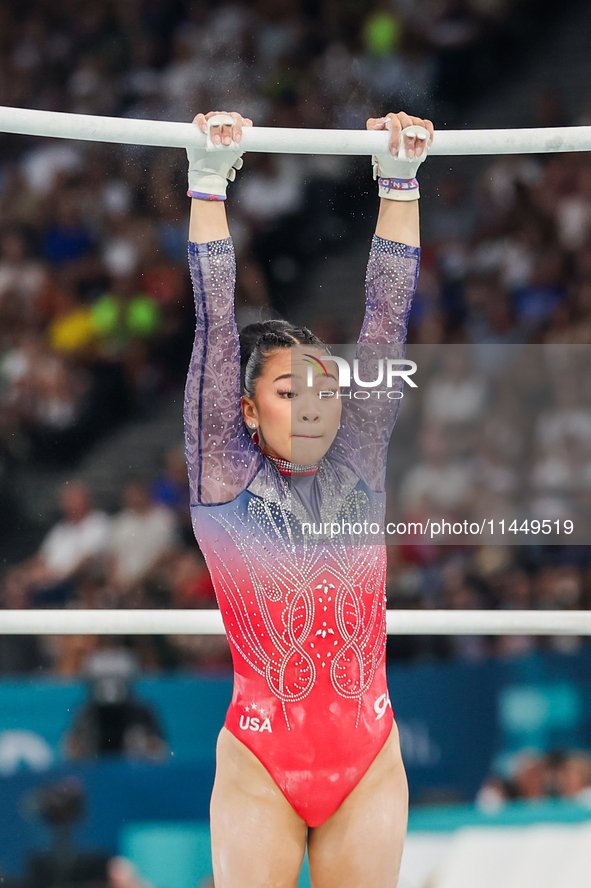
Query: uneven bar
1 105 591 155
0 610 590 635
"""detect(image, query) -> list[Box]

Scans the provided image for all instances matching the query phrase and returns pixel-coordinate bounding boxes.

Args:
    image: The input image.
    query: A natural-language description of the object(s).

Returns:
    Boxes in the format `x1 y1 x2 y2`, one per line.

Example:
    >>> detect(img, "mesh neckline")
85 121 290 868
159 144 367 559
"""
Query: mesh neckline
252 430 319 476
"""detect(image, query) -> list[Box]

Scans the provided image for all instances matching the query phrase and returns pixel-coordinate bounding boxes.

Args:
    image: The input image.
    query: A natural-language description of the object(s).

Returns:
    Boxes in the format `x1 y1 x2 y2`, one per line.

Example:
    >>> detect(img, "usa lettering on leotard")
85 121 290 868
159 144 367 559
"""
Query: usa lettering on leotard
239 715 273 733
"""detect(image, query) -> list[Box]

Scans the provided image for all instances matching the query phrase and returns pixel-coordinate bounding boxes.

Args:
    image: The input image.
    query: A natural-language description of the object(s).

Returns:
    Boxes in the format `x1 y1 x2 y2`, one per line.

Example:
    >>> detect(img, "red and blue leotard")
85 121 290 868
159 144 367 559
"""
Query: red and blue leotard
185 235 419 827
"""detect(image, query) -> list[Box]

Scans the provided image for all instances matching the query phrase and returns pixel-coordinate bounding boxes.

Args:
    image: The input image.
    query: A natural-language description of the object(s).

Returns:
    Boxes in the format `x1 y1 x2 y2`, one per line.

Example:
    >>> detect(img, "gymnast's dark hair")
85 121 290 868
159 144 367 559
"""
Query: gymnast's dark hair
239 320 327 398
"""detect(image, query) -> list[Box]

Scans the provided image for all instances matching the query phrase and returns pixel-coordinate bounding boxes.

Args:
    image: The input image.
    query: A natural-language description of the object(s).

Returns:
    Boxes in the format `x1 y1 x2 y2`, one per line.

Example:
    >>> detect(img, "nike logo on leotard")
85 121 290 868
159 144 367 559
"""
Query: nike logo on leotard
374 693 391 720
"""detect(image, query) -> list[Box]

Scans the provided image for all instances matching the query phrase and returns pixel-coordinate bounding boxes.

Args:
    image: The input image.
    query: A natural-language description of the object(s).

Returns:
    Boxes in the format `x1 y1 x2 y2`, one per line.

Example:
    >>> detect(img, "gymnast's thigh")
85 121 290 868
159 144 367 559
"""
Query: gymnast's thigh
210 726 308 888
307 721 409 888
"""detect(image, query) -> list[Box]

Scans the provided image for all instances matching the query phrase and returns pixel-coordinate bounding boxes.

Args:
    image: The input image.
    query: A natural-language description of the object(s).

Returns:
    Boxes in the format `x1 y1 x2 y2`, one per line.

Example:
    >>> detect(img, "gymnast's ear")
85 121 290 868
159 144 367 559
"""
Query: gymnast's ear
241 395 258 429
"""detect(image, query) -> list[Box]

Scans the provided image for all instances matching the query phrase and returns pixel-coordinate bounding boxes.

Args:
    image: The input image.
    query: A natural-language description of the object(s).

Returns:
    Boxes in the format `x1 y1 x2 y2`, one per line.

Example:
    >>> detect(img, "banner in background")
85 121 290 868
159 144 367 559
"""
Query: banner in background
0 652 590 799
1 651 591 875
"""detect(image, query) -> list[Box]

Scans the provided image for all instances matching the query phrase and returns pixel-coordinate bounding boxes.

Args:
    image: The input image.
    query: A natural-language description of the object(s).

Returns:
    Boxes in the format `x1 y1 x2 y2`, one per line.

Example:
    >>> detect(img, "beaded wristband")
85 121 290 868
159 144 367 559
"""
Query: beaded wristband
187 190 227 201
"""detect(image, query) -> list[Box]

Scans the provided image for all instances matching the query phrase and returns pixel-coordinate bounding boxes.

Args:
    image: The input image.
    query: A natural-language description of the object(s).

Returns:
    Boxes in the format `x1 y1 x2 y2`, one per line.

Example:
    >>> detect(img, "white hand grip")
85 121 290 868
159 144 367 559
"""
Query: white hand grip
399 125 430 140
396 125 430 159
206 113 238 151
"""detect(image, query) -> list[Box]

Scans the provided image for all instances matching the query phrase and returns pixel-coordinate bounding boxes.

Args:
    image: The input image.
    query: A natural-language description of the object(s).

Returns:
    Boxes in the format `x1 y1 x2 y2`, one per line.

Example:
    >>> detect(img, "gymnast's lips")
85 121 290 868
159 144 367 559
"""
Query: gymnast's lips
292 434 323 438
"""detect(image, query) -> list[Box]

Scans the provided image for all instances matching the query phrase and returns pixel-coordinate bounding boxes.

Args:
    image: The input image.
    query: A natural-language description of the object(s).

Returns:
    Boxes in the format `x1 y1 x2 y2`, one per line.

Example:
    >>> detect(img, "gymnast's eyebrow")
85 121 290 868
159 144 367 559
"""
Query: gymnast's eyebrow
273 372 338 382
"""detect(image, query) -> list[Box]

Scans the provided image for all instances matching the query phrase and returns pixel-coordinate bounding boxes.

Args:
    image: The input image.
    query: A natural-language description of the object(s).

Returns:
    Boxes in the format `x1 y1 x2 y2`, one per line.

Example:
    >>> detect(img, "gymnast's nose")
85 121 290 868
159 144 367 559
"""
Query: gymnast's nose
297 399 321 423
301 411 320 423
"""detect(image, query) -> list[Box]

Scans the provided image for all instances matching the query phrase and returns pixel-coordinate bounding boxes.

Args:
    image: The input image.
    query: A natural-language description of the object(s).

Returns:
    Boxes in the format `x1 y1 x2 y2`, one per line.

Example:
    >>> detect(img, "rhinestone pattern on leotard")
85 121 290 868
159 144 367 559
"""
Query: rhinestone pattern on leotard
209 474 387 727
185 234 420 825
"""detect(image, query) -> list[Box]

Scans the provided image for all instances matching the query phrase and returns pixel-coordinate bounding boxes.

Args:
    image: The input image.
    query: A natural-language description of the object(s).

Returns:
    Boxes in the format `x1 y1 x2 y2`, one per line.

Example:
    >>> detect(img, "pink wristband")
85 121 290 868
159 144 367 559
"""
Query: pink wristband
187 190 227 201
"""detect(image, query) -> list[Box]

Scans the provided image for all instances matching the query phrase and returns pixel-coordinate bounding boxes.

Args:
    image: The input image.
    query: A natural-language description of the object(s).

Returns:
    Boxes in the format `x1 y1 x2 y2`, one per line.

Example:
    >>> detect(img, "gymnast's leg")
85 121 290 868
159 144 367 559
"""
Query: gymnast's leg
210 727 308 888
307 721 408 888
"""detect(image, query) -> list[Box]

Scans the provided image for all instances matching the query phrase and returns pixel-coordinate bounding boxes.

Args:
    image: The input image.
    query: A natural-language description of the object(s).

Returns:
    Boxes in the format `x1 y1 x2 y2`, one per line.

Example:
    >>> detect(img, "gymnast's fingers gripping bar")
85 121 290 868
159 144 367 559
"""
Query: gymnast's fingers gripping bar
1 105 591 155
0 610 591 635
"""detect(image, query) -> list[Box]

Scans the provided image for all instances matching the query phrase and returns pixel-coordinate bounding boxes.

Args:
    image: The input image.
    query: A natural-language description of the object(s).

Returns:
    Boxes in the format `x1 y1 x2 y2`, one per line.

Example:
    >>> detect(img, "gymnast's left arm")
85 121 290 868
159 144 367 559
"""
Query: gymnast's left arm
370 111 433 248
360 111 433 348
329 112 433 490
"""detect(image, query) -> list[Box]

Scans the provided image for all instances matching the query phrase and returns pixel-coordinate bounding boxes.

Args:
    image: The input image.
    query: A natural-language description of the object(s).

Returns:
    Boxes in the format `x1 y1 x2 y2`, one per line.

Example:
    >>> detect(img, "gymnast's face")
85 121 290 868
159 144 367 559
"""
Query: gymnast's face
242 346 342 465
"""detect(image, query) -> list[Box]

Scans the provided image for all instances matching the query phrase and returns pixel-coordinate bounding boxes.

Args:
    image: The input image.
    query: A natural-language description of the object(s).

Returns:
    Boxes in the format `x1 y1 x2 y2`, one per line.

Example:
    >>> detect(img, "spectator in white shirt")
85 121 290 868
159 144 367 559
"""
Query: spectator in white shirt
108 481 178 593
3 481 110 607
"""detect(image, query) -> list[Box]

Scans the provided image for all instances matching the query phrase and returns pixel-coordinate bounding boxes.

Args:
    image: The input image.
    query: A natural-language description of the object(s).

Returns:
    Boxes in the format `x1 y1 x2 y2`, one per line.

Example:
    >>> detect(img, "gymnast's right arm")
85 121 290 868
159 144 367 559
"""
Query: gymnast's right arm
184 112 261 506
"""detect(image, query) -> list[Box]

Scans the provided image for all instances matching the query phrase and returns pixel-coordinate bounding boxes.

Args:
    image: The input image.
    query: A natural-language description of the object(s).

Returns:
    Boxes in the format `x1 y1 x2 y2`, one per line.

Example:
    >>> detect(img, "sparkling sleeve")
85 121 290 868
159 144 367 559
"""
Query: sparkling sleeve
184 239 262 506
329 235 420 492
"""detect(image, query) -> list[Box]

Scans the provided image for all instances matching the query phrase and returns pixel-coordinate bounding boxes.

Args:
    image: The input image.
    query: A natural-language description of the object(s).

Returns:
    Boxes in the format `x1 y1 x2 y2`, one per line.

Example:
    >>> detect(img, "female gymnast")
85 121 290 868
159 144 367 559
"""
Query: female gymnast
184 109 433 888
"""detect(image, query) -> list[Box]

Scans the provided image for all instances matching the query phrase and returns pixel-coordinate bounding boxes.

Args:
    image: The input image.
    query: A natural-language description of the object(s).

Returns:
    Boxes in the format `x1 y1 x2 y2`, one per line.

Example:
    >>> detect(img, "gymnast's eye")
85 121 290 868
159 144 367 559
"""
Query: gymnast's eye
318 390 337 399
278 389 296 399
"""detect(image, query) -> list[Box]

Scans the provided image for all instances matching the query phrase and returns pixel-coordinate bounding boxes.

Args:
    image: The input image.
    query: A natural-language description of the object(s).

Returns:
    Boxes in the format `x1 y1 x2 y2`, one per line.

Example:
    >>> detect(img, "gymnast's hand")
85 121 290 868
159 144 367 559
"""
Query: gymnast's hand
192 111 253 146
366 111 434 158
187 112 253 204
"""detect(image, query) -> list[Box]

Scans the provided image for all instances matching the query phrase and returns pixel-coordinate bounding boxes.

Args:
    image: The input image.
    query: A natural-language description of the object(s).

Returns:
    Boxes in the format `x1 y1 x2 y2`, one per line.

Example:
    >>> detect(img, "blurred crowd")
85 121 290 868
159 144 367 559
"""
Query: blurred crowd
478 748 591 809
0 0 590 678
386 544 591 662
1 447 591 676
392 344 591 532
0 453 235 676
383 341 591 660
0 0 558 471
413 138 591 348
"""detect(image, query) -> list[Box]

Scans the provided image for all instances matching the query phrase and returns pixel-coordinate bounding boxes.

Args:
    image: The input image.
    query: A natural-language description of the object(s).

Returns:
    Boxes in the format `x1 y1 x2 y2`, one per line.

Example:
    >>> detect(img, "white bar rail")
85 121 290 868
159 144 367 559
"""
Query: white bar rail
0 610 589 635
1 105 591 155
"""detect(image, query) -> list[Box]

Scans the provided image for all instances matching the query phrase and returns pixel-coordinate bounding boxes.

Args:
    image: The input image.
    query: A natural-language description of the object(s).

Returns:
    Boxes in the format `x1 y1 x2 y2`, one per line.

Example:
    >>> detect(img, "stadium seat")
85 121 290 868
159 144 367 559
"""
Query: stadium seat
120 823 213 888
120 822 313 888
433 823 591 888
